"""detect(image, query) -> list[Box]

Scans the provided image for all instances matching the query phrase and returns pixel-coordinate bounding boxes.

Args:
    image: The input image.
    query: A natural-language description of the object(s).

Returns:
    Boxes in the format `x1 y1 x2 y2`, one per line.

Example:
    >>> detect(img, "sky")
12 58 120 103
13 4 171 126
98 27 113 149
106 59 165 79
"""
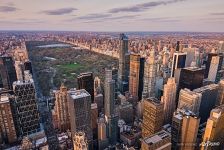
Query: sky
0 0 224 32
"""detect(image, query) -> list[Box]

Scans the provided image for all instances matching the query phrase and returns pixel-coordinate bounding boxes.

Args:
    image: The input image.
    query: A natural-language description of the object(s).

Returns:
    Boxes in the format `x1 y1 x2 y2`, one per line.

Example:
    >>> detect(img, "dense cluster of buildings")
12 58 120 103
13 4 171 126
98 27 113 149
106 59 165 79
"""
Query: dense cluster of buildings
0 32 224 150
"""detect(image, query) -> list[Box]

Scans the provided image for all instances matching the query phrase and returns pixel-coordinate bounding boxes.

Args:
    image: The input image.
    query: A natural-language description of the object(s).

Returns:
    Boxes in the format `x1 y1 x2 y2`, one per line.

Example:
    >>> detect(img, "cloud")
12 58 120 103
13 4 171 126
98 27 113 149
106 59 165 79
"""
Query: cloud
0 6 18 12
139 17 181 23
108 0 186 13
77 13 112 20
42 7 77 15
0 20 45 24
210 12 224 16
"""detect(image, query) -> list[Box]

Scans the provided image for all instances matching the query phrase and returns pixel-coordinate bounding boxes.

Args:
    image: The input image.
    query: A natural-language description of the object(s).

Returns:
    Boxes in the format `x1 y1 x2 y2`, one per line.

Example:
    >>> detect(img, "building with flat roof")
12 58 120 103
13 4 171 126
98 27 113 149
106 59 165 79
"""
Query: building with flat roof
141 130 171 150
142 97 164 138
68 89 92 143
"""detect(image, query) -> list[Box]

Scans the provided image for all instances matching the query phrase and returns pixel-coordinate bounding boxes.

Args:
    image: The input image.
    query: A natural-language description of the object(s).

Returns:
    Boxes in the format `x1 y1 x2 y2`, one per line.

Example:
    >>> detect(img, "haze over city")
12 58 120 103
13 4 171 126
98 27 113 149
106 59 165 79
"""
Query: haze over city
0 0 224 32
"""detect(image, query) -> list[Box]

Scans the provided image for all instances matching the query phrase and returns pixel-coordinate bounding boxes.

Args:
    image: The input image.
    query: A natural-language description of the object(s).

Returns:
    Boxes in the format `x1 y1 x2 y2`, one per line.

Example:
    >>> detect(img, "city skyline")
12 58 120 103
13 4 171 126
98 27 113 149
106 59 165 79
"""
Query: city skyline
0 0 224 32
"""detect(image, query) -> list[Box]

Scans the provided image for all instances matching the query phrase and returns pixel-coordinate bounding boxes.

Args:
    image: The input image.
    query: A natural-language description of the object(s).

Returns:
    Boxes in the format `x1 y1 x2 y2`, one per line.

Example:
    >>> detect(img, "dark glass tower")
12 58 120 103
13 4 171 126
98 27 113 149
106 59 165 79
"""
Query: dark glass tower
171 52 186 77
77 72 94 103
104 69 118 145
24 61 33 74
179 67 204 91
0 56 17 90
118 33 130 93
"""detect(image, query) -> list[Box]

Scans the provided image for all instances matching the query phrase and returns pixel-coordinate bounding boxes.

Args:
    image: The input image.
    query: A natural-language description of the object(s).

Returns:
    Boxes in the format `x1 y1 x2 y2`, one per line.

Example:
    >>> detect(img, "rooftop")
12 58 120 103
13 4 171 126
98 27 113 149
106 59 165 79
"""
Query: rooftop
143 130 170 145
69 89 90 100
183 66 204 71
0 95 10 104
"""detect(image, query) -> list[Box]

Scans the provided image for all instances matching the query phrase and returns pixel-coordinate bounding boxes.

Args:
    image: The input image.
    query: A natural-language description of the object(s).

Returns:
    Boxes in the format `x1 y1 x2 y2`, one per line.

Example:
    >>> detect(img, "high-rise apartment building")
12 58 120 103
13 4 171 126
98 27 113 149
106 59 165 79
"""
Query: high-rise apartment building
205 53 218 78
104 69 118 144
217 80 224 106
91 103 98 140
201 105 224 150
68 89 92 142
171 109 200 150
142 97 164 138
0 56 17 90
15 61 25 82
13 79 40 137
118 33 130 93
218 41 224 53
0 94 17 144
141 130 171 150
97 116 109 150
77 72 94 103
171 52 186 77
142 50 157 98
94 76 101 96
207 55 223 83
24 61 33 74
52 84 70 132
178 88 202 115
161 77 177 124
129 54 145 100
193 84 219 123
183 48 199 67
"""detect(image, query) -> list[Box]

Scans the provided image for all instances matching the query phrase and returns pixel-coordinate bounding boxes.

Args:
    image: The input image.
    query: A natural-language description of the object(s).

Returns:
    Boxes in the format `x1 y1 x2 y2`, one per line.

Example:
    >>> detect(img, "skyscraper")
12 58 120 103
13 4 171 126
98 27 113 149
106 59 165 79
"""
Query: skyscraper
205 52 218 78
129 54 140 98
207 54 223 83
15 61 25 82
118 33 130 93
129 54 145 100
68 89 92 143
171 52 186 77
0 94 17 144
178 88 202 115
218 41 224 53
0 56 17 90
52 83 70 132
77 72 94 103
183 48 199 67
171 109 200 150
104 69 118 144
181 114 200 150
194 84 219 123
142 97 164 138
179 67 204 91
142 50 157 98
13 79 40 137
24 61 33 74
161 77 177 124
201 105 224 150
217 80 224 106
176 41 180 52
97 116 109 150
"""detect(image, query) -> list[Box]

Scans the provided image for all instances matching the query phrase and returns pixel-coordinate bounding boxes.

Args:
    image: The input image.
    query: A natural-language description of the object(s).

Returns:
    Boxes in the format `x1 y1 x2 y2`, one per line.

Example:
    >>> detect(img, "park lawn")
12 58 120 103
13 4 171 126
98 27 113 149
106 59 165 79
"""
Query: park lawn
56 63 83 76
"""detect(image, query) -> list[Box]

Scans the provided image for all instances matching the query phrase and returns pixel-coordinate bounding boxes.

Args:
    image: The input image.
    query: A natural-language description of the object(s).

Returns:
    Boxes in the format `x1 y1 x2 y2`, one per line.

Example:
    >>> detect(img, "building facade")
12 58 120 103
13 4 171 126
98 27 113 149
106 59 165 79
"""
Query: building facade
13 80 40 137
77 72 94 103
68 89 92 142
0 94 17 144
142 97 164 138
142 50 157 98
161 77 177 124
52 84 70 132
